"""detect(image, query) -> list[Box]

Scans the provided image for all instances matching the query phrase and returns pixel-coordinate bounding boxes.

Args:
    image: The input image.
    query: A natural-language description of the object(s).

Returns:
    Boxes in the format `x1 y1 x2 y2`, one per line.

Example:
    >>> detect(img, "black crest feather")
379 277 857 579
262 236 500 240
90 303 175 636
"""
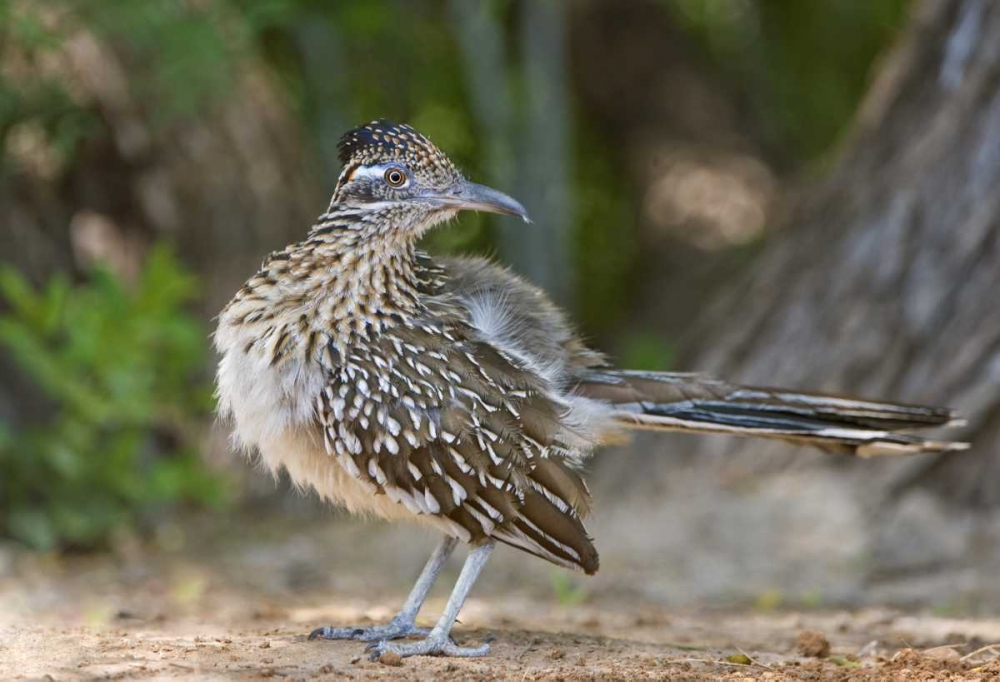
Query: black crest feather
337 119 415 165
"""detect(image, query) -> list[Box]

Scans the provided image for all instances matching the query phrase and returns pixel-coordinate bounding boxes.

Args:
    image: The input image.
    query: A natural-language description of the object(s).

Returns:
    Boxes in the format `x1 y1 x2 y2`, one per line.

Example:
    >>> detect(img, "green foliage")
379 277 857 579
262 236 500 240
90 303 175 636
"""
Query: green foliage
0 0 274 170
4 0 905 345
550 570 588 607
0 247 226 551
828 656 861 668
671 0 911 162
75 0 256 121
0 2 95 170
573 122 637 333
620 333 675 373
755 0 910 161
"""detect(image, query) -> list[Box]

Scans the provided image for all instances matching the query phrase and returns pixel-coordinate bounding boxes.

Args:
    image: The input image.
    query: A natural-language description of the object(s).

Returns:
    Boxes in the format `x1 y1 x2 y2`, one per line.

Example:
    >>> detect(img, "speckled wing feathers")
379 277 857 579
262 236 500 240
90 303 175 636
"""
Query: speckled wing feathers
315 289 600 574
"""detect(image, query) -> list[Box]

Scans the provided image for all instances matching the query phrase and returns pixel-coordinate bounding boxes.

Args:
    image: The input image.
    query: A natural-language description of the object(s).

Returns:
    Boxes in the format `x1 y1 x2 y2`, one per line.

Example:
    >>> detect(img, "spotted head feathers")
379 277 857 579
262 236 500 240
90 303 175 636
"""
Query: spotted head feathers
322 120 529 231
337 120 462 189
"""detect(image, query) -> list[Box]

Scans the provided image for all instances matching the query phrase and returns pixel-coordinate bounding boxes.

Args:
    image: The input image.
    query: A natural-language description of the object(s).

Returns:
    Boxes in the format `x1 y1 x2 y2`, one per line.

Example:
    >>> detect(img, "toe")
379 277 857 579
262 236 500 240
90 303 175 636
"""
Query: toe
442 639 491 658
309 626 366 641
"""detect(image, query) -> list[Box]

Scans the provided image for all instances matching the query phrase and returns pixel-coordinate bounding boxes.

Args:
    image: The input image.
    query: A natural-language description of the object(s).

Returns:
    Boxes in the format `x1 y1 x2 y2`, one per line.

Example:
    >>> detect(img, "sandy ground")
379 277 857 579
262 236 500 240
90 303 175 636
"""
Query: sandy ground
2 517 1000 681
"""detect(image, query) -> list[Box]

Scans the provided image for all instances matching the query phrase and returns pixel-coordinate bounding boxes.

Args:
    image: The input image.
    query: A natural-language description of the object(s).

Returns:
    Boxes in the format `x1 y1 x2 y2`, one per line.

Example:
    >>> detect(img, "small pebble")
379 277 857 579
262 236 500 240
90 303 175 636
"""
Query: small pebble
378 651 403 667
796 631 831 659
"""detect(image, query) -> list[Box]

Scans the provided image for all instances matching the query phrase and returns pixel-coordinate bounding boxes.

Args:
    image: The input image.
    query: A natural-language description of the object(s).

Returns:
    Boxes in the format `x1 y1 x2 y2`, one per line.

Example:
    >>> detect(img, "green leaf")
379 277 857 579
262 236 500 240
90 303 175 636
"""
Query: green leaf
550 570 588 606
829 656 860 668
0 245 228 550
7 508 57 551
0 267 41 322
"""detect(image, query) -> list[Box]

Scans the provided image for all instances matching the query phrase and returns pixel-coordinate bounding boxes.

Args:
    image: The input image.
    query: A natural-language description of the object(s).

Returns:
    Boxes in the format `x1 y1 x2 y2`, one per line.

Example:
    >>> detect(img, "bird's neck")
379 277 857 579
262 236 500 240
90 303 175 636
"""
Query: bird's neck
221 206 447 361
300 214 427 341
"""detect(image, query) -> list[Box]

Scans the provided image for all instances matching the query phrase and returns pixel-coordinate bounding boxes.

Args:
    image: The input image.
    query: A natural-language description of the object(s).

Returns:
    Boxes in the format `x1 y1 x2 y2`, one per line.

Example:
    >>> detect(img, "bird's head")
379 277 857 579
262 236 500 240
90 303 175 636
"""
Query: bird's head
329 120 529 236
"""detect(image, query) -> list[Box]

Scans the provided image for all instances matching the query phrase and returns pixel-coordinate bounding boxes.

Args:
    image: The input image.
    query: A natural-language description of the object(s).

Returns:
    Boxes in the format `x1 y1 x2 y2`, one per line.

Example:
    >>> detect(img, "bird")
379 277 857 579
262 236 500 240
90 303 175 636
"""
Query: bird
214 120 967 660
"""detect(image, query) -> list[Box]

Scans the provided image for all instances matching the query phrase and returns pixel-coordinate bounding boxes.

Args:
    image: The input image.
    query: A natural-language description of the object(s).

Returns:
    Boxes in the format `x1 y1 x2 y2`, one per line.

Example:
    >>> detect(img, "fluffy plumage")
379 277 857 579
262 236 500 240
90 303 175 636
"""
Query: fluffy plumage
215 120 965 578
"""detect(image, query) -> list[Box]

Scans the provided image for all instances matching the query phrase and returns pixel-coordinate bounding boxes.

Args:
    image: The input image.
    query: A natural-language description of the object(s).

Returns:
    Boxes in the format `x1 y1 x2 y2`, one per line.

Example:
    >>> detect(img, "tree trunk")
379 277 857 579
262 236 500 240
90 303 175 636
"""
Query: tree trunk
594 0 1000 606
683 0 1000 505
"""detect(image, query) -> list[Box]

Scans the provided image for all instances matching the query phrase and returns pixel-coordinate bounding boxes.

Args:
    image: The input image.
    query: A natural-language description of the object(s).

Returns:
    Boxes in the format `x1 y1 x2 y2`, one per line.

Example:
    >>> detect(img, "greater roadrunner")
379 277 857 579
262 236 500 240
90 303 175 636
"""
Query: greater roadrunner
215 120 966 660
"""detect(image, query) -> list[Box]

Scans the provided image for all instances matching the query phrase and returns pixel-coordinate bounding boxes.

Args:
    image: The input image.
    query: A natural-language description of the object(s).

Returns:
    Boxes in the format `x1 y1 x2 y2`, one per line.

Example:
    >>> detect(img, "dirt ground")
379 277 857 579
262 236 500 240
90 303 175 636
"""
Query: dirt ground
3 516 1000 681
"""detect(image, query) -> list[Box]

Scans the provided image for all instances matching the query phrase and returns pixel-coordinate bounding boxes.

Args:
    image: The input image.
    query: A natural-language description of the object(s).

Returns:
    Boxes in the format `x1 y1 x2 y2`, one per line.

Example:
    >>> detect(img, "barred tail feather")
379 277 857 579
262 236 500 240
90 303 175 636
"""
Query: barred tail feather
577 370 968 457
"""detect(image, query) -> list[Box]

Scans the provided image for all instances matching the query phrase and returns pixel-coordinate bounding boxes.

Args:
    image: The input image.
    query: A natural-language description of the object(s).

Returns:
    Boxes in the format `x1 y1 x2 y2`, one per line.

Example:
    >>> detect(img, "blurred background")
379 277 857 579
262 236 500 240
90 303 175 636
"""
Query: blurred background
2 0 999 623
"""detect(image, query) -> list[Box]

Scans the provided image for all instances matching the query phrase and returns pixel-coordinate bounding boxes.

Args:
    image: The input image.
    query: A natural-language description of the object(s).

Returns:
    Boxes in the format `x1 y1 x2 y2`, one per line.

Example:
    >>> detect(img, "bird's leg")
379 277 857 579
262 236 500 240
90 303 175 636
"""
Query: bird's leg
366 540 495 659
309 535 458 642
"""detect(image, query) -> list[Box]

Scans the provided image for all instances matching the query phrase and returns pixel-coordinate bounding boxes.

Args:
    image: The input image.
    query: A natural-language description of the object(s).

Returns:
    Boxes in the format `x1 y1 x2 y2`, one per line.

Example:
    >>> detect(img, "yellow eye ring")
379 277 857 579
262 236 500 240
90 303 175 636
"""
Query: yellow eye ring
384 168 406 187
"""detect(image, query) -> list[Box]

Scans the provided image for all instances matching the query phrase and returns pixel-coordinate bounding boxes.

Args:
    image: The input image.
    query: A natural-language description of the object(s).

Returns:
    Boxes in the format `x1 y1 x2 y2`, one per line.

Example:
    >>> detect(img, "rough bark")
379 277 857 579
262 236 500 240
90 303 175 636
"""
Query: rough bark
676 0 1000 507
589 0 1000 605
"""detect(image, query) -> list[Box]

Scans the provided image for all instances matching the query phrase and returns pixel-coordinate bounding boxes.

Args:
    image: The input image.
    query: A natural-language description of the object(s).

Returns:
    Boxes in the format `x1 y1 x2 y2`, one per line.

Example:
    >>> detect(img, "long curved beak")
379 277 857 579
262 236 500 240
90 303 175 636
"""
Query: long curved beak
430 181 531 222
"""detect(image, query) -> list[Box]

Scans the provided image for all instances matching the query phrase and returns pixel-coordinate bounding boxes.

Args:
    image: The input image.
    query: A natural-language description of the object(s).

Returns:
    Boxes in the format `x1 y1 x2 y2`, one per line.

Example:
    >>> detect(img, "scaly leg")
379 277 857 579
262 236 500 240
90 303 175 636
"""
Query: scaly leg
309 535 458 642
366 540 495 659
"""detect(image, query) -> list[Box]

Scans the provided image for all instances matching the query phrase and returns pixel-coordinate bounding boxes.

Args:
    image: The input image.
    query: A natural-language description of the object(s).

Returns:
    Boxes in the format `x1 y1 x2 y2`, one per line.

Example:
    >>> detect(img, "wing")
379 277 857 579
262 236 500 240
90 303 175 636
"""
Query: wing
435 256 608 375
316 305 600 574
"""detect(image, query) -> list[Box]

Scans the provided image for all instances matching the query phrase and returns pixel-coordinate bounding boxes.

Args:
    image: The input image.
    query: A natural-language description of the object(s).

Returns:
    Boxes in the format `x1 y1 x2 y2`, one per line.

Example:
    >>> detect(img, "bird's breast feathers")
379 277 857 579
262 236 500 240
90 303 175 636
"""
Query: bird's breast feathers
215 266 608 518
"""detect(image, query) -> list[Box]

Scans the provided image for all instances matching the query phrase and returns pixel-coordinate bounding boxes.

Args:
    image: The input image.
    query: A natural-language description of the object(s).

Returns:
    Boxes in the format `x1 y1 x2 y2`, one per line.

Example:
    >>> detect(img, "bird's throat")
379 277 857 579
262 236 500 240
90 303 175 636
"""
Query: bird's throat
303 224 426 344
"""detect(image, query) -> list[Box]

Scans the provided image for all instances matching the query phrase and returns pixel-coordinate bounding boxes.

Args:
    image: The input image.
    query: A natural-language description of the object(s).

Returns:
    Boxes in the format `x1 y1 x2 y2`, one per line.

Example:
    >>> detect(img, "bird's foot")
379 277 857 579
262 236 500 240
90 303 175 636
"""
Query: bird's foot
365 631 491 660
308 615 429 642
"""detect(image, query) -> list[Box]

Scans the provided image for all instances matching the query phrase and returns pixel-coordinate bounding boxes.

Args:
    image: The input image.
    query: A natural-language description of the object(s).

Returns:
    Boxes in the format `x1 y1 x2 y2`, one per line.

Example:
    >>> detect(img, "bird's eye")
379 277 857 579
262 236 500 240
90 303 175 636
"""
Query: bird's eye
384 168 407 187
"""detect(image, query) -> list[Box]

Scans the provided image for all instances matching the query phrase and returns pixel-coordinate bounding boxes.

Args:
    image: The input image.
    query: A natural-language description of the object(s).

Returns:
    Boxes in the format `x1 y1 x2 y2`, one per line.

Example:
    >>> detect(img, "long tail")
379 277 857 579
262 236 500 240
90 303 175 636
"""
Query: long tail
576 370 968 456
